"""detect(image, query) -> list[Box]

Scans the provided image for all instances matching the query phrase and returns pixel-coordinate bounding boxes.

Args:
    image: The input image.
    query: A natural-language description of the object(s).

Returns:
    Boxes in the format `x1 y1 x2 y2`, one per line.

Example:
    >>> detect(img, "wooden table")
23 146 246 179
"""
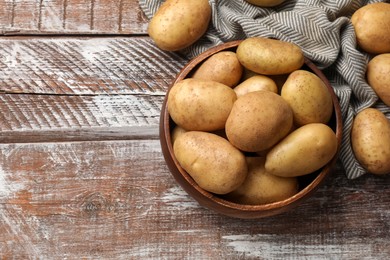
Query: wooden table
0 1 389 259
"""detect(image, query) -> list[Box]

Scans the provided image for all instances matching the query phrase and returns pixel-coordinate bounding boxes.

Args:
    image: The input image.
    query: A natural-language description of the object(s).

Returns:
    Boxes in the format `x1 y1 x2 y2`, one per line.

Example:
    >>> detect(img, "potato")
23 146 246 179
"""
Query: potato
173 131 248 194
351 108 390 175
234 75 278 98
236 37 304 75
192 51 243 88
265 123 338 177
171 125 187 145
226 90 293 152
351 3 390 54
226 157 298 205
281 70 333 126
366 53 390 106
168 78 237 131
244 0 286 7
148 0 211 51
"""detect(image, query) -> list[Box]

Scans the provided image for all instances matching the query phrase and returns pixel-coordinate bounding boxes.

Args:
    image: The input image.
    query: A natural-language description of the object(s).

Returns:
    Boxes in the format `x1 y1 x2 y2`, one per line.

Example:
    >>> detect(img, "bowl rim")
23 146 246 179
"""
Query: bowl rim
159 40 343 219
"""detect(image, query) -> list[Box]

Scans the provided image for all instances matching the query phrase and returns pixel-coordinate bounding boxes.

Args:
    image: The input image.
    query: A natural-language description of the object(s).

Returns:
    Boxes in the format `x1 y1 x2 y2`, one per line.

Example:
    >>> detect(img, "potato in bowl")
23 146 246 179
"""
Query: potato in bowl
159 39 343 219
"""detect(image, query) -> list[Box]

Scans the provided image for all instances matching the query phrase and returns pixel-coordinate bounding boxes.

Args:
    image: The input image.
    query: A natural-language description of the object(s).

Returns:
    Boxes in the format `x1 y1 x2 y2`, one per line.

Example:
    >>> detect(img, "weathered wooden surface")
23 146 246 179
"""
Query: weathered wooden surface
0 0 389 259
1 141 389 259
0 0 148 35
0 37 187 142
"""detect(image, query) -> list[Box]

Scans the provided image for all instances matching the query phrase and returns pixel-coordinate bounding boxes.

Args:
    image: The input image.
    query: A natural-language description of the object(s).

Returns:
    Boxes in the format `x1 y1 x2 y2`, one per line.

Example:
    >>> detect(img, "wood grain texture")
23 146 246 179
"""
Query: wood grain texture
0 0 148 35
0 37 188 95
0 0 389 259
0 37 188 142
0 93 162 142
0 141 389 259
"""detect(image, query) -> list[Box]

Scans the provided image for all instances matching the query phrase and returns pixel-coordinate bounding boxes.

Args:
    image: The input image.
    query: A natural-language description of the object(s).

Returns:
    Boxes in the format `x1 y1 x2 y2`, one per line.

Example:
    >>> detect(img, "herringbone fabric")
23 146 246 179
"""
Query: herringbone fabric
140 0 390 179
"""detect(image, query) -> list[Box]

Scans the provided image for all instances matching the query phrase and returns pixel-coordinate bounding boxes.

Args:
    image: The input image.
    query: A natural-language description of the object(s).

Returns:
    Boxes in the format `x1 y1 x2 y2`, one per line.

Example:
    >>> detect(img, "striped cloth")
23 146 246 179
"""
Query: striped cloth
139 0 390 179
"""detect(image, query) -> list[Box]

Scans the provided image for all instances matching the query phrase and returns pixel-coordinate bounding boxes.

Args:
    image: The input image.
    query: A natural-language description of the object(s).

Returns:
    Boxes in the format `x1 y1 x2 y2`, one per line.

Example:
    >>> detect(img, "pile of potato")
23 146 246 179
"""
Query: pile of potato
350 3 390 176
148 1 390 205
167 37 338 205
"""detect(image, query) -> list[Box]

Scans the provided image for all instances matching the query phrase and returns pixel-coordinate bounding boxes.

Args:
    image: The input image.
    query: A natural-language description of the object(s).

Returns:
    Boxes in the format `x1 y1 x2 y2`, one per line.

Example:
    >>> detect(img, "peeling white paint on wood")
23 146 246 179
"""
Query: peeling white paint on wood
0 166 24 198
159 186 200 210
222 233 384 259
0 37 187 95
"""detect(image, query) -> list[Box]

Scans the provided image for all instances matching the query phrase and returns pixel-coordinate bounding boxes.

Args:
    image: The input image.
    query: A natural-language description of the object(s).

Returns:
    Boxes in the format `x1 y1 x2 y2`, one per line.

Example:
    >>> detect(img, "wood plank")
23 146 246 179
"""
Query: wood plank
0 93 163 142
0 141 389 258
0 36 188 142
0 0 12 31
64 0 93 32
0 0 148 35
11 0 40 31
0 37 188 95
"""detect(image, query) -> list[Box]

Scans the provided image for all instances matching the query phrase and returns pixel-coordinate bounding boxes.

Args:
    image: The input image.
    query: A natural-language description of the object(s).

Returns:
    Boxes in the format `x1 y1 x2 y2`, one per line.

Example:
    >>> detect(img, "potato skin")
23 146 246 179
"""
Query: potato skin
168 78 237 131
351 108 390 175
366 53 390 106
234 75 278 98
192 51 243 88
173 131 248 194
351 3 390 54
226 157 298 205
236 37 304 75
281 70 333 126
148 0 211 51
265 123 338 177
171 125 187 145
244 0 286 7
226 90 293 152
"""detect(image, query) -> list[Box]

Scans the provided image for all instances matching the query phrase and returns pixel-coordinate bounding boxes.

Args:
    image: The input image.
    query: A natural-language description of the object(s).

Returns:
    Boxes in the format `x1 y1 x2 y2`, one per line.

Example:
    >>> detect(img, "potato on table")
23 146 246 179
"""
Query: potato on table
351 2 390 54
148 0 211 51
351 108 390 175
366 53 390 106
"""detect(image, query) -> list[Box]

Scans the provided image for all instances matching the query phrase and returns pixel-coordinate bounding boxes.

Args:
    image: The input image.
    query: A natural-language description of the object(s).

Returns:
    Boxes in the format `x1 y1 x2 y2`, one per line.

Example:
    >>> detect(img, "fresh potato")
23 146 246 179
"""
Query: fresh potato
281 70 333 126
351 108 390 175
192 51 243 88
366 53 390 106
148 0 211 51
236 37 304 75
168 78 237 131
226 157 298 205
265 123 338 177
234 75 278 98
244 0 286 7
171 125 187 145
173 131 248 194
226 90 293 152
351 3 390 54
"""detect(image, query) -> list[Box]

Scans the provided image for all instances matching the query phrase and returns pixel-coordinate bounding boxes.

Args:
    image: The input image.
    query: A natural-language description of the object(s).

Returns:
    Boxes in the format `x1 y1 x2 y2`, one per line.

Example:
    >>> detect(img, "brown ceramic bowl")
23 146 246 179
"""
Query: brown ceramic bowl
159 40 343 219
